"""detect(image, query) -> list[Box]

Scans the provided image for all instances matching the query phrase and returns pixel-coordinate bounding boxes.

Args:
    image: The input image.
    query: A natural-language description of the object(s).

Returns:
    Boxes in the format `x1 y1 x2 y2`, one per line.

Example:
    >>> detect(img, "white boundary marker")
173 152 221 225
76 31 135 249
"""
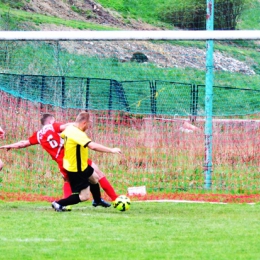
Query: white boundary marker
127 186 146 196
134 199 256 205
1 30 260 41
0 237 71 242
136 199 227 204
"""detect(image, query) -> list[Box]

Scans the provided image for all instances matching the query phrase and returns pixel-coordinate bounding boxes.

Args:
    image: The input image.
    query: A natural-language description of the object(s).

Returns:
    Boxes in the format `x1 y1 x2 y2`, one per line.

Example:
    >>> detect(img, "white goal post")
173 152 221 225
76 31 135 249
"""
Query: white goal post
0 30 260 41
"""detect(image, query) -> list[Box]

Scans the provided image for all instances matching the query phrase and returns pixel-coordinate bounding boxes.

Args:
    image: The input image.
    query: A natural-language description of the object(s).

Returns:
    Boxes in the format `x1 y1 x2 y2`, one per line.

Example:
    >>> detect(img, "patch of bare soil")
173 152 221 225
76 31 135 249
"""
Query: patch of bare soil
23 0 160 30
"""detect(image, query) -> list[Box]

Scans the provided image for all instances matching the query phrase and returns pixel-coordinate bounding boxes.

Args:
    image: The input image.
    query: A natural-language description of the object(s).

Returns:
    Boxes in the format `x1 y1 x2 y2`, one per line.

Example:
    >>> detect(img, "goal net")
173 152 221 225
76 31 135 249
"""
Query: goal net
1 28 260 203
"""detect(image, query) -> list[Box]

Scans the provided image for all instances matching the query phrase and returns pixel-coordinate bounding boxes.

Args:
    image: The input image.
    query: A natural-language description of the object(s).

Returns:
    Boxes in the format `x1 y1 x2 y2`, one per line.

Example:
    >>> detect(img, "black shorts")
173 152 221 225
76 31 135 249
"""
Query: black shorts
66 165 94 193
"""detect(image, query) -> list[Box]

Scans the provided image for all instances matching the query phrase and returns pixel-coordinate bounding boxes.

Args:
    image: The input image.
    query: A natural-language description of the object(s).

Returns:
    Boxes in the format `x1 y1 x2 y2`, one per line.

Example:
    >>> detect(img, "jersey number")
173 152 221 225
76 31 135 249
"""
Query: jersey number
47 134 59 148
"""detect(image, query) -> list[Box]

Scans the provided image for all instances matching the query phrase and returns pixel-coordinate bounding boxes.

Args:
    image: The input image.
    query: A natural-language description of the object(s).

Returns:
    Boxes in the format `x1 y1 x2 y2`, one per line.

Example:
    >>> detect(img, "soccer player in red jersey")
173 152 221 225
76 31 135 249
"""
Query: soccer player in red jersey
0 114 118 205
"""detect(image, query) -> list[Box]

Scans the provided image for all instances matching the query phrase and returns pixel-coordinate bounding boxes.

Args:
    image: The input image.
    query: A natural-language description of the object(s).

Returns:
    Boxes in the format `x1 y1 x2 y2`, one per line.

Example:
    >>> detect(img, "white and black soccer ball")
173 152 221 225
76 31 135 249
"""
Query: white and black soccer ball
113 195 131 211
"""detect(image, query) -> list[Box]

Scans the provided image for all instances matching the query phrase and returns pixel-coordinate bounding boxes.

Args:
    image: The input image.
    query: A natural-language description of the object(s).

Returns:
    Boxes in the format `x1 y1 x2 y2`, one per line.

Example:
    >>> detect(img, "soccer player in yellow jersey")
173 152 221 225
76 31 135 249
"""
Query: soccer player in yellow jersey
51 111 121 212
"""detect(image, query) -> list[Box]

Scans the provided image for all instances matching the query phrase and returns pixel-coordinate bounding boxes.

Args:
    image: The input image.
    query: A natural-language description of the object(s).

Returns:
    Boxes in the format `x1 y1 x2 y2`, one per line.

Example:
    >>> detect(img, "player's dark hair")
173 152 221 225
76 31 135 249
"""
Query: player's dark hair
40 113 54 125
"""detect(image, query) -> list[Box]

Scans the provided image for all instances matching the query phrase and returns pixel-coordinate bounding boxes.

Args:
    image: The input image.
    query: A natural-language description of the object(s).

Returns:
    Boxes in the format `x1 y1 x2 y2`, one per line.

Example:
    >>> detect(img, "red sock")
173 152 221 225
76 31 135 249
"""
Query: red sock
63 181 72 198
99 177 118 201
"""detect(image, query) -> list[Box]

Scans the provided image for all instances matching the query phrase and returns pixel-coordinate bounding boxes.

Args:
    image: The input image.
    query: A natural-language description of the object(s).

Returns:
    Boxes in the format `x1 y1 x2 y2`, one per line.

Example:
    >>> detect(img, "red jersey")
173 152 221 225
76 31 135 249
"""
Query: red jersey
29 123 66 176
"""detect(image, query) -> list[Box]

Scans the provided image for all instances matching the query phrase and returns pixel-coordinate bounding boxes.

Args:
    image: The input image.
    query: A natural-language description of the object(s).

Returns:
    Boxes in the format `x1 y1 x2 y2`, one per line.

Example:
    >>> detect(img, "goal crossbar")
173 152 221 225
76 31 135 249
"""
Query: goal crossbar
1 30 260 41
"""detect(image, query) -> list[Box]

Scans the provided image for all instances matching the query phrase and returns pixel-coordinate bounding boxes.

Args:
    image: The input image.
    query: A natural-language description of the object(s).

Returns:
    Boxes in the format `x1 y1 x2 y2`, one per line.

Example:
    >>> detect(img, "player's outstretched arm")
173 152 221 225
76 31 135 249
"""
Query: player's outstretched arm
88 142 121 154
0 140 31 151
59 122 74 132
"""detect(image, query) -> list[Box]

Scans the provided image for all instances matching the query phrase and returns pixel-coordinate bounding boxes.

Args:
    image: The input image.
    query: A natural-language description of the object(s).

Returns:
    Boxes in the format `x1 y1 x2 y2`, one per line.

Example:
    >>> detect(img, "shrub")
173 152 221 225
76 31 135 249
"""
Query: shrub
0 0 25 9
158 0 250 30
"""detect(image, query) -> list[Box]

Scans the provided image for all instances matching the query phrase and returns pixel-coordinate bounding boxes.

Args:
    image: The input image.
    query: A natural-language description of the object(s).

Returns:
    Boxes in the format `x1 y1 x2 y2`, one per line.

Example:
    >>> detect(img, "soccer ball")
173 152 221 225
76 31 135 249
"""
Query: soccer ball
113 195 131 211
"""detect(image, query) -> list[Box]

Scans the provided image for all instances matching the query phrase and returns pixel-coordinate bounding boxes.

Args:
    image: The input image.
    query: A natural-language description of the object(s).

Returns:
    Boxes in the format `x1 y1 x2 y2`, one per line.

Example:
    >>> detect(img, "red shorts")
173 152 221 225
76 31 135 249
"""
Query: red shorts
58 159 92 179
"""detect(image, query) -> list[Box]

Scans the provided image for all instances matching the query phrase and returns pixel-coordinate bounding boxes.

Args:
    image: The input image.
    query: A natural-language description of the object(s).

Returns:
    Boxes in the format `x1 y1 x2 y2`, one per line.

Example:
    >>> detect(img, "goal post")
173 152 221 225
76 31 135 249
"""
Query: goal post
0 30 260 41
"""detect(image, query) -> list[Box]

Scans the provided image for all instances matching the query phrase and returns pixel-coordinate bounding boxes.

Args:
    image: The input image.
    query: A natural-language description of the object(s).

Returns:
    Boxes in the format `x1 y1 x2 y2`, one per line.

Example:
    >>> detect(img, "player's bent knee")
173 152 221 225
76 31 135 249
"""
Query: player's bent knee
96 170 105 179
79 187 90 201
79 193 90 201
79 187 91 201
88 171 99 184
91 162 105 179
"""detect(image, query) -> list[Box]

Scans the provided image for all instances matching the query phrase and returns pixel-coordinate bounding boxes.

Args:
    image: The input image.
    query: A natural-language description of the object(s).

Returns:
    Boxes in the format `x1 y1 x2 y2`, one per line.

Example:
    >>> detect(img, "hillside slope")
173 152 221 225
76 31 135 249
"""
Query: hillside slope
2 0 256 75
22 0 158 30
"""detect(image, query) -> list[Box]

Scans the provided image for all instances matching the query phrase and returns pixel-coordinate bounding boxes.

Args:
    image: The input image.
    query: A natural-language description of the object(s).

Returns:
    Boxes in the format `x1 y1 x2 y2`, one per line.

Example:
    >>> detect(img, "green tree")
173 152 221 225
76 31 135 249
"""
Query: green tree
158 0 250 30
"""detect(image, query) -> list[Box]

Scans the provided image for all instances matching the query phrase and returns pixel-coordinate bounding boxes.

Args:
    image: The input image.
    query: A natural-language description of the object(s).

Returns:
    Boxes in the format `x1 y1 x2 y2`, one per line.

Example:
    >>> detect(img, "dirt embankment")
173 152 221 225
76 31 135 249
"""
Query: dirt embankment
23 0 159 30
21 0 255 75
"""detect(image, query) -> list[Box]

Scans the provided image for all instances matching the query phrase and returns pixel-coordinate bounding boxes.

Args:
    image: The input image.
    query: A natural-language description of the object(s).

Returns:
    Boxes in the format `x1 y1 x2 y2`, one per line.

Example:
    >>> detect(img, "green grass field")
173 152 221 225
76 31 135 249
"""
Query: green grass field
1 2 260 259
0 201 259 260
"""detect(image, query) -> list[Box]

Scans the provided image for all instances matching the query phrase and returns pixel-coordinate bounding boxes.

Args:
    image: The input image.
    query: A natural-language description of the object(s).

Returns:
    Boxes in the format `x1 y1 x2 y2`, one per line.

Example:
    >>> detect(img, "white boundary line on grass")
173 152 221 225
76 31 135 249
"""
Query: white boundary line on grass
35 199 257 207
135 199 256 205
0 237 71 242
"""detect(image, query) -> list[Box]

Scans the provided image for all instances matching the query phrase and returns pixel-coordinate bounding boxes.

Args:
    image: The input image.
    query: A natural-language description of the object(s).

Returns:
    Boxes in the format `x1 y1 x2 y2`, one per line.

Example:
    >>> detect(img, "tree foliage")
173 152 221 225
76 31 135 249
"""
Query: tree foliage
158 0 250 30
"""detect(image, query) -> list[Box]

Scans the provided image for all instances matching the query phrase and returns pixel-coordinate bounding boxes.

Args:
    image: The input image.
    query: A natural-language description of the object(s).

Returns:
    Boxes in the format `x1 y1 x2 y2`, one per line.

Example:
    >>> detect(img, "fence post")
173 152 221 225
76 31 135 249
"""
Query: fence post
190 84 198 122
150 81 157 116
85 78 90 110
40 76 45 109
112 80 130 112
61 76 65 108
109 80 113 114
17 75 24 108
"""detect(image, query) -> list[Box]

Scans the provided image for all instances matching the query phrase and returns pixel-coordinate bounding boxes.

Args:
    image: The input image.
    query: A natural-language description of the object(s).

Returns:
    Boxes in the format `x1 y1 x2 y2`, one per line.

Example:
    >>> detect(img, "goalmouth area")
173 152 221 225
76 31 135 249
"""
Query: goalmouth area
1 30 260 203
